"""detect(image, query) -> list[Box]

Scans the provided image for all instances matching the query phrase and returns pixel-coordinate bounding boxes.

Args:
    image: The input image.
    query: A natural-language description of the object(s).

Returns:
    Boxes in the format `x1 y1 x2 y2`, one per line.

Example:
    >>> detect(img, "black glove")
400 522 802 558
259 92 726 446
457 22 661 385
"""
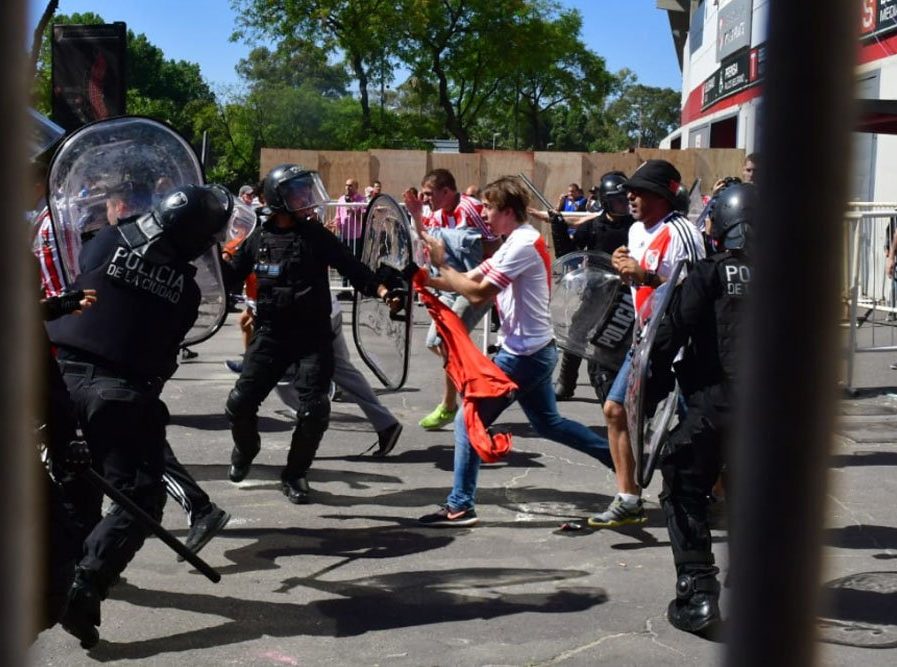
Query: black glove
41 290 86 321
55 439 91 479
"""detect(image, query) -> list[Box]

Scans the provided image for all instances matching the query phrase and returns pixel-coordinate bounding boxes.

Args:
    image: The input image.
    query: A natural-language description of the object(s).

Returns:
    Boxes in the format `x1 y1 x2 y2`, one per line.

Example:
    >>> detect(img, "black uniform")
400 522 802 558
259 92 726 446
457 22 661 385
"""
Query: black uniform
46 222 201 618
649 250 750 632
222 215 385 496
551 211 634 401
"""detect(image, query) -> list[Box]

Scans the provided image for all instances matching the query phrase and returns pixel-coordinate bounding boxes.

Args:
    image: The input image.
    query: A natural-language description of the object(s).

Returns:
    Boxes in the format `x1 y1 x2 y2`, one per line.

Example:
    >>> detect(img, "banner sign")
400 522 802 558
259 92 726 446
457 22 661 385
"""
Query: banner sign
51 22 127 131
861 0 897 41
702 43 765 111
717 0 753 61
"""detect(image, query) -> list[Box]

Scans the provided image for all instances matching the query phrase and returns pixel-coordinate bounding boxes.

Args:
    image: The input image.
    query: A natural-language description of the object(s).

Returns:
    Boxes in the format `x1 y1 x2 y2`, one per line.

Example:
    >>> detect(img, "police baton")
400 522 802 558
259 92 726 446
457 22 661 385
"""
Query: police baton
84 468 221 583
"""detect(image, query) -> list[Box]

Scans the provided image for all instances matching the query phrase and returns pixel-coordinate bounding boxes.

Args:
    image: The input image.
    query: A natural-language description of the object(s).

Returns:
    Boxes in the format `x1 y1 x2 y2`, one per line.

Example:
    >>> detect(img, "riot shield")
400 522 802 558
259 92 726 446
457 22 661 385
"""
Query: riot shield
352 194 415 389
28 108 65 162
551 251 632 364
625 260 686 488
45 116 228 344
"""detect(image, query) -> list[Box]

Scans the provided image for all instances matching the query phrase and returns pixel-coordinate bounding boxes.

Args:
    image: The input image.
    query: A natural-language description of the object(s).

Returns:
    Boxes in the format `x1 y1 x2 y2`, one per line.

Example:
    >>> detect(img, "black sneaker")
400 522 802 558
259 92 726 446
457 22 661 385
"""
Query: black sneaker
178 504 231 561
418 505 478 527
180 347 199 361
373 422 403 458
281 475 311 504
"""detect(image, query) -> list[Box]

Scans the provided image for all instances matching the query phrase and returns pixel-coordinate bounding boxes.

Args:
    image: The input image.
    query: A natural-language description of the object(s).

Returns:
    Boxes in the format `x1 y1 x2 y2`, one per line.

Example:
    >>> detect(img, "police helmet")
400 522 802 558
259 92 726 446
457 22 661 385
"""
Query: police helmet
120 184 234 263
596 171 629 216
262 163 328 214
673 184 690 215
709 182 756 251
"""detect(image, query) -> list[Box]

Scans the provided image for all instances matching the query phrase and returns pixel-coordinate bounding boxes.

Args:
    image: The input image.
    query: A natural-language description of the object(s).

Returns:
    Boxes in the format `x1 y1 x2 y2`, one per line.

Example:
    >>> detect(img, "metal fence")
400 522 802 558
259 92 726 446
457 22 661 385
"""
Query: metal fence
843 202 897 390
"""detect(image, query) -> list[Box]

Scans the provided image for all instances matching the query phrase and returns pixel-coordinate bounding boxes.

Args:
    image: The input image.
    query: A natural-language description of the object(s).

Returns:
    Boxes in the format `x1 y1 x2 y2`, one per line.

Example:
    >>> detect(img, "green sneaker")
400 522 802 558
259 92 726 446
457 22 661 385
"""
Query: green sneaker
419 404 458 430
587 495 647 528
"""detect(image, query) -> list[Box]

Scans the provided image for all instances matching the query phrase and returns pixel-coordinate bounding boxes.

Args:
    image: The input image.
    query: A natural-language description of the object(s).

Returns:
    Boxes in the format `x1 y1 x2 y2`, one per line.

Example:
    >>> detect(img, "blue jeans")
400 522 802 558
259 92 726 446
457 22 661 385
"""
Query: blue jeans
446 341 613 510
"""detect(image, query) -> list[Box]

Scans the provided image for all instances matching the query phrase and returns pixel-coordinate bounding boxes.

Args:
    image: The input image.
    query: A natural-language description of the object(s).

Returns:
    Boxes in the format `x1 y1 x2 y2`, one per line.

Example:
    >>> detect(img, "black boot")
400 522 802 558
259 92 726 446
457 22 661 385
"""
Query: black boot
281 472 311 504
228 430 260 483
667 571 721 636
554 351 581 400
60 566 102 649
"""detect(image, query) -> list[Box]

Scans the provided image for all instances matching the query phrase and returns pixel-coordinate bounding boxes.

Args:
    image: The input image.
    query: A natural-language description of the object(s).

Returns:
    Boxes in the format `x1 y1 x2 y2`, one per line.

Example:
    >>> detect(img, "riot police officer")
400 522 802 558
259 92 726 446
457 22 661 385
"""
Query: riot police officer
551 171 635 400
46 184 233 648
648 182 755 636
222 164 400 505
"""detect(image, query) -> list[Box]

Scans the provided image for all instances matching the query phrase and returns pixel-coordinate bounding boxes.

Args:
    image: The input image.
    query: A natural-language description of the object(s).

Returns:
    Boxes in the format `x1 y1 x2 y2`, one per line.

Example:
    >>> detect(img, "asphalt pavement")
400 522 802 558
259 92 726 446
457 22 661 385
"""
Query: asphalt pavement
30 303 897 665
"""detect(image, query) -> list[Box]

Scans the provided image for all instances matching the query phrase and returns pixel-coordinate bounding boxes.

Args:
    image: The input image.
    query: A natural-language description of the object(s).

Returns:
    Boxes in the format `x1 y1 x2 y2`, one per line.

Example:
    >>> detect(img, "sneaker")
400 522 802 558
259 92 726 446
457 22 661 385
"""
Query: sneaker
225 359 243 374
178 504 231 561
373 422 403 458
418 505 478 527
180 347 199 361
890 361 897 370
587 495 647 528
418 404 458 430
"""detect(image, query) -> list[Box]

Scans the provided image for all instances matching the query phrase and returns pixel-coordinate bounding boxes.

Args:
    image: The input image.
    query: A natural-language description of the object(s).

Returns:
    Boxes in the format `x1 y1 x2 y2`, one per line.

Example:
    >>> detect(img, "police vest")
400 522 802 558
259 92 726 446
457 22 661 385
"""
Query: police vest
252 225 332 332
47 225 200 380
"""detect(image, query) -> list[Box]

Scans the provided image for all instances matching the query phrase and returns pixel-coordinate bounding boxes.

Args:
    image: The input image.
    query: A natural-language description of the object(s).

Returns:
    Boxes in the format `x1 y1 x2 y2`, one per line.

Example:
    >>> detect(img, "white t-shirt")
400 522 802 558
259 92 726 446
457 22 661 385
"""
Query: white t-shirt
473 224 553 355
627 211 705 310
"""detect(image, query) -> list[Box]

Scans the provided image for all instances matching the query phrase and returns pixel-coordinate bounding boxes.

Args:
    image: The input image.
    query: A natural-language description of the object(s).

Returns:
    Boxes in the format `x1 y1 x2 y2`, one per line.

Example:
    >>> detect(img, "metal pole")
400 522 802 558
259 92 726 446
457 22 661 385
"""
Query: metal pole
726 2 857 666
2 0 32 658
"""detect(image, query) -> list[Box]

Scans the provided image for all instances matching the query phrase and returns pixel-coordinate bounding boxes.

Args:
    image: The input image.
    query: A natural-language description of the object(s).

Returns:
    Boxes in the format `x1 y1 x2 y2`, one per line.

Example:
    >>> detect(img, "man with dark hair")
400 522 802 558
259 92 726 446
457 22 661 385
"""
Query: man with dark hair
404 168 498 431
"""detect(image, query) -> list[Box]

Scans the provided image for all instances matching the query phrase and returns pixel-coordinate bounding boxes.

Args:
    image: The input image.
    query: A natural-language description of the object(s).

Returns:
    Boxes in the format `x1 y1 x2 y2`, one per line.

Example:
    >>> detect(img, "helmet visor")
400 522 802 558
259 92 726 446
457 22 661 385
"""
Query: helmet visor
278 172 328 214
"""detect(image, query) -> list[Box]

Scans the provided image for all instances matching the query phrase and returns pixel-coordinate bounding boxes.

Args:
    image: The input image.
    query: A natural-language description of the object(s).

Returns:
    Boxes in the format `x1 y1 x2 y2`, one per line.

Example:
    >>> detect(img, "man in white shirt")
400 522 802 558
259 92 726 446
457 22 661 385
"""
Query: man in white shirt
416 176 613 527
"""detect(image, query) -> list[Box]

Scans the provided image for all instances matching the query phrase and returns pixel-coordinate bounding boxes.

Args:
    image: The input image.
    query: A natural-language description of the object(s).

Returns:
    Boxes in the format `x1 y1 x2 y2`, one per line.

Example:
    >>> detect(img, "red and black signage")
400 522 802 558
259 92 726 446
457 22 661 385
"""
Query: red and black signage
702 43 766 111
860 0 897 40
51 22 127 132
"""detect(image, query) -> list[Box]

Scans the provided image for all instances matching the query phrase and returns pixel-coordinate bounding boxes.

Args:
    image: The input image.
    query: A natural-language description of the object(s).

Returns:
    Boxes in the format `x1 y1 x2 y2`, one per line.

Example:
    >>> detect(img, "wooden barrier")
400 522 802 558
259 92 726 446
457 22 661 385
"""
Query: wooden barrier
260 147 746 201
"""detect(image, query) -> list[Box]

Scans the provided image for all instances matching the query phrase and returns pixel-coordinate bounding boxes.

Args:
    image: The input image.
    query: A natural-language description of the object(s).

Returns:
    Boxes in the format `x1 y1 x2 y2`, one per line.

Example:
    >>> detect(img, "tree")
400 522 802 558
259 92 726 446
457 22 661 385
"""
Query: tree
603 75 681 149
398 0 528 152
503 5 613 150
236 37 349 98
231 0 402 131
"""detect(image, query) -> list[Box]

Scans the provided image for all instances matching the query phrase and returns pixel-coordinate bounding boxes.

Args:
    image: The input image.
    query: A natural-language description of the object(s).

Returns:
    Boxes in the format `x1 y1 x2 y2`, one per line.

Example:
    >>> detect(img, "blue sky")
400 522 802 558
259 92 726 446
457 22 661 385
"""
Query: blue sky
28 0 683 92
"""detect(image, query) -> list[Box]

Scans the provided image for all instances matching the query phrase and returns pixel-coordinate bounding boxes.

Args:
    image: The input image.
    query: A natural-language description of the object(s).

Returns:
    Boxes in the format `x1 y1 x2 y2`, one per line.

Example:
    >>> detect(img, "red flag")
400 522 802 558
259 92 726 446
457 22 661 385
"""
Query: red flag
412 270 517 462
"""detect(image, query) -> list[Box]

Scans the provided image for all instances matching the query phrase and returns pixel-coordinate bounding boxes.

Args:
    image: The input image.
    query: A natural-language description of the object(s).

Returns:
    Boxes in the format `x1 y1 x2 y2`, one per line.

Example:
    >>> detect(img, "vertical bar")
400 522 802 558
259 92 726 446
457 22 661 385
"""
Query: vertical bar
726 2 857 665
846 218 861 391
2 0 33 658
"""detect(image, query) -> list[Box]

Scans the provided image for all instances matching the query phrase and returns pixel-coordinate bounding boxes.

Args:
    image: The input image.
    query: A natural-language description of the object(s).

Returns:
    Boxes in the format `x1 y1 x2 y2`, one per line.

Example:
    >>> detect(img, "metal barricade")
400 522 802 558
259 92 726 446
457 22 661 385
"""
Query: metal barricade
321 200 367 297
843 203 897 390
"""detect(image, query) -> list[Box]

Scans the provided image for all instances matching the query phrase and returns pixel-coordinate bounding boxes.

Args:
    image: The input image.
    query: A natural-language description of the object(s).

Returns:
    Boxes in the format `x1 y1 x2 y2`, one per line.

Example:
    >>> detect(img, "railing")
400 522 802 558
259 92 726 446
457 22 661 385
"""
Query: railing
843 202 897 391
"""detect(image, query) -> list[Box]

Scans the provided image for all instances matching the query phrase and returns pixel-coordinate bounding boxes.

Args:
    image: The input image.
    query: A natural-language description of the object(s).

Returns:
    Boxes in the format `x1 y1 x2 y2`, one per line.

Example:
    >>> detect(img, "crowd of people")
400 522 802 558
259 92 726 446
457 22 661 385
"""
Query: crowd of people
29 115 757 648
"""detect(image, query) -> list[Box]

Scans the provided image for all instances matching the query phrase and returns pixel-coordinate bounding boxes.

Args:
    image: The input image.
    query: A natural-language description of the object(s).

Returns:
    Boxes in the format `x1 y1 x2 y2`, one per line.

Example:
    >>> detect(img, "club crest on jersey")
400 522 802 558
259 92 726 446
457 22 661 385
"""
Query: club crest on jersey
644 249 661 271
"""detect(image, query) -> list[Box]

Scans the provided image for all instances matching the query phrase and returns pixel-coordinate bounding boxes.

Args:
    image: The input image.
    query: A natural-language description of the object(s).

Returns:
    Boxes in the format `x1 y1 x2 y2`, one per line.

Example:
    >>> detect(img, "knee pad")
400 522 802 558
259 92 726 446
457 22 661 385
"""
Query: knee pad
296 395 330 441
226 387 256 422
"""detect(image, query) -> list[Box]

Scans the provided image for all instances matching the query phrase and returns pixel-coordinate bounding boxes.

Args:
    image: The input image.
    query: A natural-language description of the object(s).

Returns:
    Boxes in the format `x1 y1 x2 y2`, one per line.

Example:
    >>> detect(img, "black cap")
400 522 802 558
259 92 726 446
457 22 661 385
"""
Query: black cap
622 159 681 206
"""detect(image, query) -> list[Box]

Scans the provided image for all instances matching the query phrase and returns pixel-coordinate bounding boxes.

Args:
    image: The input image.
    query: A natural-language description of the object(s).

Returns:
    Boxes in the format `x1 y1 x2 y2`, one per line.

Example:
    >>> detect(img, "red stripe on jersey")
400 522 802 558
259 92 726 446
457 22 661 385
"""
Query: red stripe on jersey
534 236 552 292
